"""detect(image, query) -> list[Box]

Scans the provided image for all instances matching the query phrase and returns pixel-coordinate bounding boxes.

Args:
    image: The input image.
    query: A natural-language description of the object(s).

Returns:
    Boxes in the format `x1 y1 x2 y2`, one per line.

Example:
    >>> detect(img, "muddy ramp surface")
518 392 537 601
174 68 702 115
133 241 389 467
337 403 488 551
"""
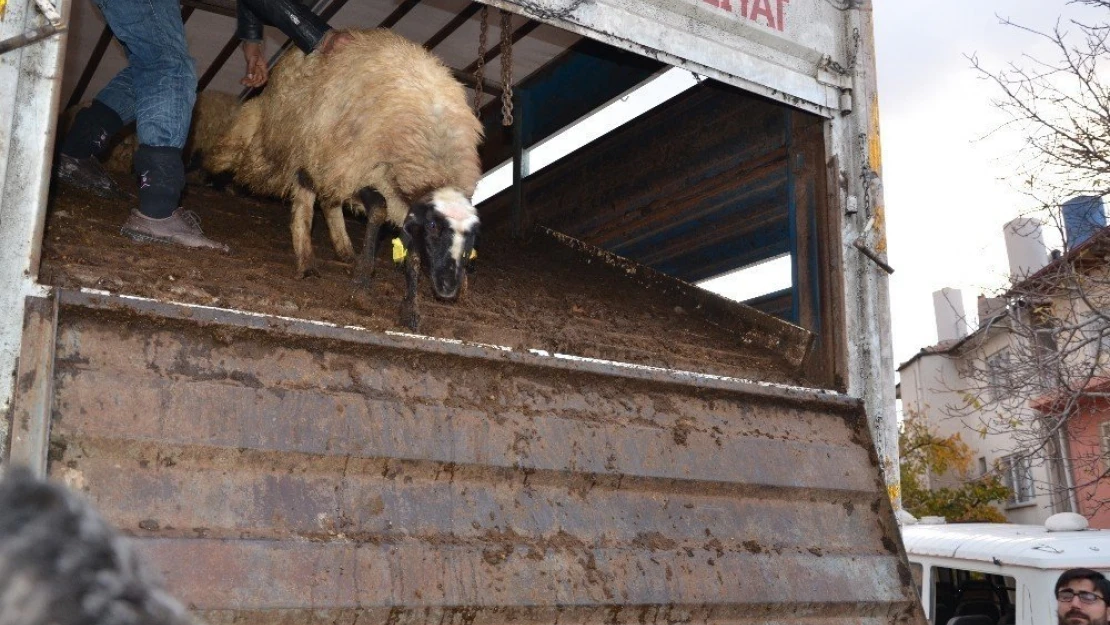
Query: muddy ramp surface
40 180 808 385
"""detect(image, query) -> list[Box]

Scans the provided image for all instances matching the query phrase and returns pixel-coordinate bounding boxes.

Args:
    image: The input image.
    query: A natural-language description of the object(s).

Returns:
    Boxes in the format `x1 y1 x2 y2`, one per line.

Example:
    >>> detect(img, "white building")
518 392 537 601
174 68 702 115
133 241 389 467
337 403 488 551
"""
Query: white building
897 219 1074 524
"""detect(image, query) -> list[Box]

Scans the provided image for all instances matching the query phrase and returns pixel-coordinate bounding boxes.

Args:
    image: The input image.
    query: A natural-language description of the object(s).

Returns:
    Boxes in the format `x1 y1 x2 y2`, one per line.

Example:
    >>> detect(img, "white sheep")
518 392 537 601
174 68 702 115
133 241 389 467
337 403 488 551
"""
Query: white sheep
208 28 483 330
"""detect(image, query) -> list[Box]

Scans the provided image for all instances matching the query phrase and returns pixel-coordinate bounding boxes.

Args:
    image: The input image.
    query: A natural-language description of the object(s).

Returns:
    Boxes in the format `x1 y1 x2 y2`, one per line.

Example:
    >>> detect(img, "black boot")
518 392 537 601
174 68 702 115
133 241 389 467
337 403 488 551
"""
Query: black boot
121 145 229 252
133 145 185 219
60 100 123 159
56 100 129 199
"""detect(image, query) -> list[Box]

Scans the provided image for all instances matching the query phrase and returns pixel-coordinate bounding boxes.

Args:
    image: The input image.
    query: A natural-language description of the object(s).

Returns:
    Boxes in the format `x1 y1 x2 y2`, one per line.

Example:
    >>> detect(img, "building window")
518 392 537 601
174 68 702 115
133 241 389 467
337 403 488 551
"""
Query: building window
986 349 1011 397
999 454 1035 505
1101 421 1110 469
910 562 923 596
978 456 988 477
1033 328 1058 387
1081 312 1110 362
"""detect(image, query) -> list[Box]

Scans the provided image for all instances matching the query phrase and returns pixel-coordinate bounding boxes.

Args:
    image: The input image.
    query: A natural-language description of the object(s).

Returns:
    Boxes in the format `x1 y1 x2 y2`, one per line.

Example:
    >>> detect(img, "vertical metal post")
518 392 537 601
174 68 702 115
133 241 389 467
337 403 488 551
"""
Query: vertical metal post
197 36 241 92
511 90 526 239
65 24 111 108
0 0 70 462
6 296 57 477
785 108 799 325
832 0 899 509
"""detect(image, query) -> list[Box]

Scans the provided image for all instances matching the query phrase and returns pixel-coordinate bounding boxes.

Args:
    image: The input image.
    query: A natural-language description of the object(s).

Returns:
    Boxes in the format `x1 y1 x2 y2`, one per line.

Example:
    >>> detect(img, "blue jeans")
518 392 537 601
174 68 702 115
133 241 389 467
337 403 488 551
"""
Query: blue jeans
91 0 196 149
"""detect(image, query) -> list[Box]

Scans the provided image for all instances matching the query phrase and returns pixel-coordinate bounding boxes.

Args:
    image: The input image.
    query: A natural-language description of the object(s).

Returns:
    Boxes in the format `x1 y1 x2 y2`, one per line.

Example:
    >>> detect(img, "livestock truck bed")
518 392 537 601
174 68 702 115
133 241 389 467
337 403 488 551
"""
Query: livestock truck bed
3 0 919 619
10 283 916 625
7 178 921 624
39 179 808 386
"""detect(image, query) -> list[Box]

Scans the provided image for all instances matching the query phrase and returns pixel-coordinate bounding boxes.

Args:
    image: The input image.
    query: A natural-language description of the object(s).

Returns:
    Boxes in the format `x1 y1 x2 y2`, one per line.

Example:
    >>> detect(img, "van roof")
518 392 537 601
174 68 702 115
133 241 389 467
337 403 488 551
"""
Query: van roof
902 523 1110 570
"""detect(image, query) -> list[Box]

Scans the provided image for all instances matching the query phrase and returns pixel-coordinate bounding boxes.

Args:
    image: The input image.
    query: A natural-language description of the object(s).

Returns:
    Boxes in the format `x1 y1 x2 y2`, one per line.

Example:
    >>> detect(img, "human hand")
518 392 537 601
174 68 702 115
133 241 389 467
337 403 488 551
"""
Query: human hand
317 30 353 55
241 41 268 88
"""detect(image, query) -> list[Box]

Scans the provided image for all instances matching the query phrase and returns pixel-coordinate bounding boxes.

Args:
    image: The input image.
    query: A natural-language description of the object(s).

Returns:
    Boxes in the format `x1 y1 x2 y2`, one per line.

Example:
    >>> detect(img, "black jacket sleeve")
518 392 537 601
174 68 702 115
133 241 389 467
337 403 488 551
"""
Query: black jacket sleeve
236 2 265 43
236 0 331 54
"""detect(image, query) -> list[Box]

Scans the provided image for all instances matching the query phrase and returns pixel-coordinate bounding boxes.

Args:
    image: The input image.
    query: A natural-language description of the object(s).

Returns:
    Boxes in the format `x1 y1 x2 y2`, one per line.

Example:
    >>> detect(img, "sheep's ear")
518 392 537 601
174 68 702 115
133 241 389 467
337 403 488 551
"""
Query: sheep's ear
401 211 422 247
468 225 481 257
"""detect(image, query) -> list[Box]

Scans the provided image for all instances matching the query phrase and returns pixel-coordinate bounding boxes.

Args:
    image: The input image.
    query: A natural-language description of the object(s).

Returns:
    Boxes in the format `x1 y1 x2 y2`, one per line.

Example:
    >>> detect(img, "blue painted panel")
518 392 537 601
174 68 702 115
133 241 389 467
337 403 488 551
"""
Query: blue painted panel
478 82 817 315
479 39 663 168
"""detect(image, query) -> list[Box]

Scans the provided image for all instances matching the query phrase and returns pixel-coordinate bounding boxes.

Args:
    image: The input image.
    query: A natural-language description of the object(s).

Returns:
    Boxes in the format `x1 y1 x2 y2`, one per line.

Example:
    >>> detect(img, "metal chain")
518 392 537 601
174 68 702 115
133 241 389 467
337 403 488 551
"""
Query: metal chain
499 9 514 126
473 5 489 117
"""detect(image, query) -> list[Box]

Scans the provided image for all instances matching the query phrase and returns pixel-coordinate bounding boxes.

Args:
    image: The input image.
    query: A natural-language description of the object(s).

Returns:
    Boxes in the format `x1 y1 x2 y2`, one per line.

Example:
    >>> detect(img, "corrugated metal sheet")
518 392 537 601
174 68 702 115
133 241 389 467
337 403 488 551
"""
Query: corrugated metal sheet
9 291 924 624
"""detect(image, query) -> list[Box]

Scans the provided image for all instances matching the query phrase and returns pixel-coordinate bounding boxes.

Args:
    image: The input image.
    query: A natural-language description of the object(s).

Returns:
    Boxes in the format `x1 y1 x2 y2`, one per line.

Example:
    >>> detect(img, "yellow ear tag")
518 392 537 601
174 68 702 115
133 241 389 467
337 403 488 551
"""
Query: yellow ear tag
469 249 477 261
391 237 406 263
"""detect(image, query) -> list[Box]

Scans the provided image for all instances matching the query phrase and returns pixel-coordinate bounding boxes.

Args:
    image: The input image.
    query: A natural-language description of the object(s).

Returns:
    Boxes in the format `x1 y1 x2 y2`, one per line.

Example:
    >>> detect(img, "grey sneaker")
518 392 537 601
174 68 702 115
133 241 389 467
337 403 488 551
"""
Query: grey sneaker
121 208 230 252
55 153 130 199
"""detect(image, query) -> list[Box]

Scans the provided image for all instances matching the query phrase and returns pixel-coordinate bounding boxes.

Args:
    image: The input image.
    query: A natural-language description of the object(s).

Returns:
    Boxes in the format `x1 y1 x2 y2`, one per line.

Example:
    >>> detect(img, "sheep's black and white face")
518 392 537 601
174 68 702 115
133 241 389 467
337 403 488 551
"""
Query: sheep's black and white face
404 188 479 301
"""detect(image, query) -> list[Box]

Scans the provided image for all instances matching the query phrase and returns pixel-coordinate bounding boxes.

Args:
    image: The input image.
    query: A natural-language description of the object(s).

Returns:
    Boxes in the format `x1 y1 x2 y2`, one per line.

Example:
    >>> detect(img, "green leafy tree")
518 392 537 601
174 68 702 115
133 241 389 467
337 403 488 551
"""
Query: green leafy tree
900 414 1012 523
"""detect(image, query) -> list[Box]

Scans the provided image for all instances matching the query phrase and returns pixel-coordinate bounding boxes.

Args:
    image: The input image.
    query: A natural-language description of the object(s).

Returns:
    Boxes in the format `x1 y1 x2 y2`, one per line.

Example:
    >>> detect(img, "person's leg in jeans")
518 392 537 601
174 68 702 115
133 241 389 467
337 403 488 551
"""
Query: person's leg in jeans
94 0 194 217
63 0 227 250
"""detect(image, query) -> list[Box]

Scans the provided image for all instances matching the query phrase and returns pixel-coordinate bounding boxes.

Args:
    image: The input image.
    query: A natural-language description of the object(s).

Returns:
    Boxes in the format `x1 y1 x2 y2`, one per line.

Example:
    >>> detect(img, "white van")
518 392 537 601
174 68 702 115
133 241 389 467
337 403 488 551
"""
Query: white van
901 515 1110 625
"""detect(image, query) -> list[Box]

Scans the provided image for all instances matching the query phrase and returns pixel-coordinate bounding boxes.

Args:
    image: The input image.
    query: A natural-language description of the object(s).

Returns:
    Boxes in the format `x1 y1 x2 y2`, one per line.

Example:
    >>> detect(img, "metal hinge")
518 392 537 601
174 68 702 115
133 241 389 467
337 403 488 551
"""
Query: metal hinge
817 55 854 114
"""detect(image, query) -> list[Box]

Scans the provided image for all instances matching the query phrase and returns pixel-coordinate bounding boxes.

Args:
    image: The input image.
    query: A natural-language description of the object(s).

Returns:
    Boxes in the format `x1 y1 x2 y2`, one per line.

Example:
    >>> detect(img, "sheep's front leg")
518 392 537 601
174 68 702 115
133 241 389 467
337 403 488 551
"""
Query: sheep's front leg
399 243 421 331
352 194 386 288
323 199 356 262
291 176 319 278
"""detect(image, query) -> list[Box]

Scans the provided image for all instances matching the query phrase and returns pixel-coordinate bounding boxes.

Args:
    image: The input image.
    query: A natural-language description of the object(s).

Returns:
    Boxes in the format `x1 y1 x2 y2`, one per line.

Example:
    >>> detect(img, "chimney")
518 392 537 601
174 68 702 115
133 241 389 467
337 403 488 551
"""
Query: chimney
1062 195 1106 249
933 288 968 342
1003 218 1048 281
977 295 1007 326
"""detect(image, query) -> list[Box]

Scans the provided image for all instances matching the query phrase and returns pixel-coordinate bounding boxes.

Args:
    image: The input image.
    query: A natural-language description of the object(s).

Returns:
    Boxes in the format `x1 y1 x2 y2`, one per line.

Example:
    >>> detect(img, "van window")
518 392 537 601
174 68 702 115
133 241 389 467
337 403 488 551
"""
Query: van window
930 566 1016 625
910 562 923 595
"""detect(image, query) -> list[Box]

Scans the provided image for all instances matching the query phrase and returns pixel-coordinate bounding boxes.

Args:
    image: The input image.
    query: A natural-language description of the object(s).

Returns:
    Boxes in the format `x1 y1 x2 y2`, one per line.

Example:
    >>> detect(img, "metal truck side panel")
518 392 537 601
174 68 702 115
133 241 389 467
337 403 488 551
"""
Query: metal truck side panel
27 292 922 624
0 0 68 453
482 0 849 116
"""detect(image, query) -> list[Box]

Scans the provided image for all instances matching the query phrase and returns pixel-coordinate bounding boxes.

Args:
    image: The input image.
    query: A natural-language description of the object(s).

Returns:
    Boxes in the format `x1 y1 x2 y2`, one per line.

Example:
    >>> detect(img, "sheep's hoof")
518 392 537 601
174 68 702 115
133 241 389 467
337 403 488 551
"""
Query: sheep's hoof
352 260 376 288
335 247 356 263
297 264 321 279
399 305 420 331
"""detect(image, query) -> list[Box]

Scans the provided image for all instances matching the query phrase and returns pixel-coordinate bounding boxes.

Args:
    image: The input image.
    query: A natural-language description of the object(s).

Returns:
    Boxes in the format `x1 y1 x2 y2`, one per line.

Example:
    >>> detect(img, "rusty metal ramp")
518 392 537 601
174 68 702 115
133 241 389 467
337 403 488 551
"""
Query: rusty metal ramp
6 290 923 625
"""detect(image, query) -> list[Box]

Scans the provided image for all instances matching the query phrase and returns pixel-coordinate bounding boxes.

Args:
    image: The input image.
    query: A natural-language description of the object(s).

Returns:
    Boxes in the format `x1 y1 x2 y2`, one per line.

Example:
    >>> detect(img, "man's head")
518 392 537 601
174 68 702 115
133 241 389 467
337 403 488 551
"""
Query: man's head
1057 568 1110 625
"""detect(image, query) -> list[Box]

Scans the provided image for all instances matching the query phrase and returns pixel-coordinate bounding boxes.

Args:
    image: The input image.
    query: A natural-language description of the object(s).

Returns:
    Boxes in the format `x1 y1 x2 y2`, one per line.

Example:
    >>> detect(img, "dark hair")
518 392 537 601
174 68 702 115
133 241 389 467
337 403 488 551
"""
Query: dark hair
0 466 191 625
1056 568 1110 599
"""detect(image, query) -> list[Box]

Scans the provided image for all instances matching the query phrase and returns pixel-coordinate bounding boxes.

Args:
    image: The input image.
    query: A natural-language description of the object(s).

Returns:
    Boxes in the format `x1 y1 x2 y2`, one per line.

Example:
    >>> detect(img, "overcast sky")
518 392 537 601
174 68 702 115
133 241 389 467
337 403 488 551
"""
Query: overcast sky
874 0 1104 368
